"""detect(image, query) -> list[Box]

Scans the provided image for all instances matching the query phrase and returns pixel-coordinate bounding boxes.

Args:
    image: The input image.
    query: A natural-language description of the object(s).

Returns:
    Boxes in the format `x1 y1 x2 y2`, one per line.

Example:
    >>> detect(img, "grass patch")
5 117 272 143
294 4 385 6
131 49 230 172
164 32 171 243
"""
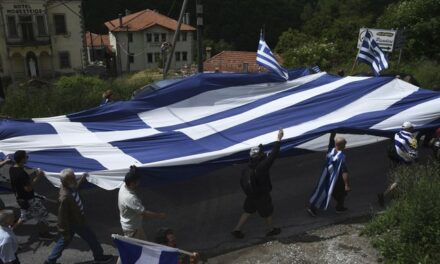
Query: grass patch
364 162 440 264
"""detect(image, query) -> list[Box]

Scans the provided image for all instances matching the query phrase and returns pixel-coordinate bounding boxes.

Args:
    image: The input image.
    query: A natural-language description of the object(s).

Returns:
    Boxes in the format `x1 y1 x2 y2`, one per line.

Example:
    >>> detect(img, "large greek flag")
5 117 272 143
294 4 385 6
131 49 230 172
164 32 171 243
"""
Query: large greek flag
1 69 440 190
256 32 289 80
357 30 389 76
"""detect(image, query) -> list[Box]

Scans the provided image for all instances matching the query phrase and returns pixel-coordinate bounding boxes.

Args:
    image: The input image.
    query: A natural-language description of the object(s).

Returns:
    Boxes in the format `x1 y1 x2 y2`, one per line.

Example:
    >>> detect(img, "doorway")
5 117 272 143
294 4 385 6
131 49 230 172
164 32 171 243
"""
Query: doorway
26 52 39 78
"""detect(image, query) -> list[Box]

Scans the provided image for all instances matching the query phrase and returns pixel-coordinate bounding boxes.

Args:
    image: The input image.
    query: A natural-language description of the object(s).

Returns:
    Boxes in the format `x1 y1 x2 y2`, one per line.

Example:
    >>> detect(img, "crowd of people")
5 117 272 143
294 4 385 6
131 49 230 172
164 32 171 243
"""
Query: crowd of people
0 122 439 263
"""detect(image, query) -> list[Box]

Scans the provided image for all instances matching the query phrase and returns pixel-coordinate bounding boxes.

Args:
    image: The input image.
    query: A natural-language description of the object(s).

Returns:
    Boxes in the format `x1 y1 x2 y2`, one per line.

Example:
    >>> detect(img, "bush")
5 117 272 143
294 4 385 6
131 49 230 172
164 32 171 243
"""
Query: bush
0 72 155 118
364 162 440 264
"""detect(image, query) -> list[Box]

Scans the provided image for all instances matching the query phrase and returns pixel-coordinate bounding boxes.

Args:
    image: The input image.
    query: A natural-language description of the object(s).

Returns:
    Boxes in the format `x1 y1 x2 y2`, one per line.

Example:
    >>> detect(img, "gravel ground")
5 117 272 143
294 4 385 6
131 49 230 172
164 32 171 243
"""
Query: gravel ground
208 222 382 264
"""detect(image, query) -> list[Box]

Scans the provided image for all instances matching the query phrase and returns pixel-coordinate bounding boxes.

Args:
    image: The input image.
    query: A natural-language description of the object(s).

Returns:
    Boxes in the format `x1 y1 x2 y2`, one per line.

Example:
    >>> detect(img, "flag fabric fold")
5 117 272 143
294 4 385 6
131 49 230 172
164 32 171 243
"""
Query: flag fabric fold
357 30 389 76
256 31 289 80
113 235 180 264
309 148 345 210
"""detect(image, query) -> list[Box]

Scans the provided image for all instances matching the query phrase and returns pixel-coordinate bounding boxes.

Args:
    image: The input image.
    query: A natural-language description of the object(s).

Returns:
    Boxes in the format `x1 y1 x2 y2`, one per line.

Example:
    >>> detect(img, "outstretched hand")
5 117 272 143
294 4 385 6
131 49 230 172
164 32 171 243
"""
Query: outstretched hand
277 128 284 141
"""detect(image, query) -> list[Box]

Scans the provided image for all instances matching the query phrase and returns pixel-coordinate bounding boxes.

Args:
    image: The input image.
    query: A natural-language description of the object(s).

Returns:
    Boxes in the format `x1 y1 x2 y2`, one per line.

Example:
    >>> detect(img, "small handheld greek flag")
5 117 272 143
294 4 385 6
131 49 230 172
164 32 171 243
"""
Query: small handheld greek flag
113 235 181 264
257 31 289 80
357 30 389 76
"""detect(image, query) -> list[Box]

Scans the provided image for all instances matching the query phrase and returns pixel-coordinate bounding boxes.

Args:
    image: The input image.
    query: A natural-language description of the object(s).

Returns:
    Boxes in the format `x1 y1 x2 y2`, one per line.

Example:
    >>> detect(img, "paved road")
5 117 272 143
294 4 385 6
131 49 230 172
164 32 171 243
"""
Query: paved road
1 141 395 263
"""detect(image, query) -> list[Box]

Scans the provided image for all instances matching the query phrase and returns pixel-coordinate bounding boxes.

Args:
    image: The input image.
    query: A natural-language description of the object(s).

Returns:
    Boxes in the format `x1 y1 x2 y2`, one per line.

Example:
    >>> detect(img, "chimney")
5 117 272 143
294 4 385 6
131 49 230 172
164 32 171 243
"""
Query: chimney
205 46 212 59
183 12 190 24
119 13 123 28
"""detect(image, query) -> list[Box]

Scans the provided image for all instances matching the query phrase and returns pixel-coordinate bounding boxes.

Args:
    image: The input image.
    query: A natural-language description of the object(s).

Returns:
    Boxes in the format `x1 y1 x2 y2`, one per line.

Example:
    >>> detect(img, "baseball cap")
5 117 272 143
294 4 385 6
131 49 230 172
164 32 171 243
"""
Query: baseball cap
249 146 261 158
402 121 414 129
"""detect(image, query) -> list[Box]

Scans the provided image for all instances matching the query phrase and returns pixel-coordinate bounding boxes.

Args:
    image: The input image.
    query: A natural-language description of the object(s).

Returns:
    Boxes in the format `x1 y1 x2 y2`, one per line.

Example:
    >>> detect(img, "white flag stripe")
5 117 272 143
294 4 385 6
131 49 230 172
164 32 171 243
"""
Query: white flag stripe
139 73 324 128
371 97 440 131
0 128 160 153
177 76 369 140
48 122 142 169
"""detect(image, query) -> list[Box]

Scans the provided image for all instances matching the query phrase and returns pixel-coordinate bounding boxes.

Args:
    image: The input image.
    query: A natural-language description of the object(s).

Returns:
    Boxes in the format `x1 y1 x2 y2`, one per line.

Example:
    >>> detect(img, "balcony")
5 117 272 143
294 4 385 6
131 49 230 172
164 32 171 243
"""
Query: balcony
6 36 50 47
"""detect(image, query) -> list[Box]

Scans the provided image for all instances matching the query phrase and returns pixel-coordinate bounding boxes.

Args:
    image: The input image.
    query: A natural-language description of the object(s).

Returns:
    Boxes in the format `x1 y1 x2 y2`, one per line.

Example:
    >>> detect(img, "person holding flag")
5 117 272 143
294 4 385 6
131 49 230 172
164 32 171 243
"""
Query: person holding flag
256 31 289 81
307 136 351 217
356 30 389 76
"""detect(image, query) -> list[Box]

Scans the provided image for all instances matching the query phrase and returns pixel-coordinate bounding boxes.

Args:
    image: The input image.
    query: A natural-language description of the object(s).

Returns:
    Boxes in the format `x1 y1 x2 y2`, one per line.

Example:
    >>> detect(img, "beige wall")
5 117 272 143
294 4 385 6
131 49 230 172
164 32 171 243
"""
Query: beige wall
47 0 85 74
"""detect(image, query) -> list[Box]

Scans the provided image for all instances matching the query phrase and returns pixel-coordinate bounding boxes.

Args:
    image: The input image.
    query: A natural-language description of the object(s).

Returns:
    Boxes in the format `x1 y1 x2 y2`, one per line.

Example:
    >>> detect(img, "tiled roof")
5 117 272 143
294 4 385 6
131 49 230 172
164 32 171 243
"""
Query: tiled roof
105 9 196 32
85 32 110 47
203 51 284 73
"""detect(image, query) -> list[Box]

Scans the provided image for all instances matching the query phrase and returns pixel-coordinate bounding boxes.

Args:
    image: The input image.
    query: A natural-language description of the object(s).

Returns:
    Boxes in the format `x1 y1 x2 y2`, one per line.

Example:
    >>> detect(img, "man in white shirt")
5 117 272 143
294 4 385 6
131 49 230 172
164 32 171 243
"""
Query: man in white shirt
118 166 166 239
0 210 19 264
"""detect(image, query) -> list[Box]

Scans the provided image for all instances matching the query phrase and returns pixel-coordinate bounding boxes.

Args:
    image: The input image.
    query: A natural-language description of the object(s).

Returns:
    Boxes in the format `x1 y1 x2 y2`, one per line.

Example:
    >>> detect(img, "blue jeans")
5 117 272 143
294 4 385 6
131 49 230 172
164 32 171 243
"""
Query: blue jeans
47 224 104 262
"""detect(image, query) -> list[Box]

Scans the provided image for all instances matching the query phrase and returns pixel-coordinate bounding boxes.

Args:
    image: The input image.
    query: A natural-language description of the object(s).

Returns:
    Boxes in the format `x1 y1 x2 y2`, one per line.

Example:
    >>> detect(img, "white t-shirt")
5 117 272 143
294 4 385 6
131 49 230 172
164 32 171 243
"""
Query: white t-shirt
118 184 145 231
0 227 18 263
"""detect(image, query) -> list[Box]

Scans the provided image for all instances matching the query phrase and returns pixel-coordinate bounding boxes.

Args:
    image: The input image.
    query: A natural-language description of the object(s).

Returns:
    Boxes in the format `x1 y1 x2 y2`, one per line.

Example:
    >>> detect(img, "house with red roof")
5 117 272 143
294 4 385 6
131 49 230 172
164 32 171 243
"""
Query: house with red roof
104 9 196 73
203 51 283 73
85 32 113 64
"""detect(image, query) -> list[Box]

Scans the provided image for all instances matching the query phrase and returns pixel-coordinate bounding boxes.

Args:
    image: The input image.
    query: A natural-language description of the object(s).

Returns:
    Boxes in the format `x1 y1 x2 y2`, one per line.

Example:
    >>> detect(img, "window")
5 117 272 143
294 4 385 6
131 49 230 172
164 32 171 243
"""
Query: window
59 51 71 68
242 63 249 72
36 15 47 36
161 33 166 42
128 33 133 42
53 14 67 35
19 16 34 41
154 52 160 62
7 16 18 37
182 51 188 61
146 33 152 42
147 53 153 63
175 52 181 62
129 53 134 63
176 33 180 42
182 32 187 41
154 33 159 42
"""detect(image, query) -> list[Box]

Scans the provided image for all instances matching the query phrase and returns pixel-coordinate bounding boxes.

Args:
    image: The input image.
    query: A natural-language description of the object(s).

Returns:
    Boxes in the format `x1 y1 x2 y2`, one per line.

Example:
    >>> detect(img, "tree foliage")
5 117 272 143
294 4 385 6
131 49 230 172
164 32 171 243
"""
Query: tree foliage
377 0 440 61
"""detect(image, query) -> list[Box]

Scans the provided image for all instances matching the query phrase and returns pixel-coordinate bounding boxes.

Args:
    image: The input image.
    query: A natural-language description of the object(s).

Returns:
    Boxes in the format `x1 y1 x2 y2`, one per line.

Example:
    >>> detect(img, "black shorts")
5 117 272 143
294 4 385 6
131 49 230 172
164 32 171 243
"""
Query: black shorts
243 193 273 218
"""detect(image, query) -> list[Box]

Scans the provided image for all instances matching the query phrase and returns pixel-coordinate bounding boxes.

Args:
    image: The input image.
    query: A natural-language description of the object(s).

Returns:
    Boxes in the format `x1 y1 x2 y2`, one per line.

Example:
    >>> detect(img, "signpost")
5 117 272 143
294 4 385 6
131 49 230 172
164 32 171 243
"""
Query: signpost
357 28 397 53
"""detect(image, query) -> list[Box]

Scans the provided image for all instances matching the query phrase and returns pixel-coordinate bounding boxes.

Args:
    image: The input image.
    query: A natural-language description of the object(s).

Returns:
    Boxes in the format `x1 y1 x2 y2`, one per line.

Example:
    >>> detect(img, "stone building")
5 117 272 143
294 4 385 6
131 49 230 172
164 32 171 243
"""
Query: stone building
0 0 86 82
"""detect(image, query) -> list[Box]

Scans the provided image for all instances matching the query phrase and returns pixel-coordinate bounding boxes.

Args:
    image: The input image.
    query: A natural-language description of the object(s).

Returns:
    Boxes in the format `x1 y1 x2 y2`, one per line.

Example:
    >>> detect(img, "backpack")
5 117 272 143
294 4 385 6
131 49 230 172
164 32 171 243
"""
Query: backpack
240 167 258 196
387 142 400 162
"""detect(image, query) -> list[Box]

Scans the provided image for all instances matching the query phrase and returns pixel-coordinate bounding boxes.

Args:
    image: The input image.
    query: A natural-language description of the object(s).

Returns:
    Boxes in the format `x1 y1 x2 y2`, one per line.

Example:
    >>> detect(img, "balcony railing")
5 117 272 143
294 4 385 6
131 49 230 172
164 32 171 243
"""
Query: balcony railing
6 36 50 47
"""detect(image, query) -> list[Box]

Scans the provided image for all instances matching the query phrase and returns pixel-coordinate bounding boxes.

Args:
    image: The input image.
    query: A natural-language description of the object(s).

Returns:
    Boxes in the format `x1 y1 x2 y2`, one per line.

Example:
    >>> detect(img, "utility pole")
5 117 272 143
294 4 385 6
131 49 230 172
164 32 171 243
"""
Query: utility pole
163 0 189 79
116 14 123 76
125 9 130 73
196 0 204 73
89 31 94 62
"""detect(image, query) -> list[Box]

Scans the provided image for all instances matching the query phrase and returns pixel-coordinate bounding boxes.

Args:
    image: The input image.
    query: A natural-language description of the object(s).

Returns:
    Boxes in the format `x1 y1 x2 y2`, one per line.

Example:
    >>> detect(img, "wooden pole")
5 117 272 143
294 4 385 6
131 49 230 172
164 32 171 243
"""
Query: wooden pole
163 0 189 79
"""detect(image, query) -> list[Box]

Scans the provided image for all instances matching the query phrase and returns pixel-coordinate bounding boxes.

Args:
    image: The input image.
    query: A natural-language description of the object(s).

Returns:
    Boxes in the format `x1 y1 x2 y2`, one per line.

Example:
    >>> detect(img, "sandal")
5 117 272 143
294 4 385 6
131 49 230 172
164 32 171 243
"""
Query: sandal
266 227 281 237
231 230 245 239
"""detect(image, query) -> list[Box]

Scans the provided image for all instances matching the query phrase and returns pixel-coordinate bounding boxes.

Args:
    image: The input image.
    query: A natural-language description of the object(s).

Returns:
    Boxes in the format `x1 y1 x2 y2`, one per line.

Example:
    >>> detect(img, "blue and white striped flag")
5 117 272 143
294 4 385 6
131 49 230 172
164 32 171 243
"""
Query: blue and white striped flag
257 31 289 80
309 148 345 210
113 235 181 264
311 65 321 73
394 130 418 163
357 30 389 76
1 70 440 190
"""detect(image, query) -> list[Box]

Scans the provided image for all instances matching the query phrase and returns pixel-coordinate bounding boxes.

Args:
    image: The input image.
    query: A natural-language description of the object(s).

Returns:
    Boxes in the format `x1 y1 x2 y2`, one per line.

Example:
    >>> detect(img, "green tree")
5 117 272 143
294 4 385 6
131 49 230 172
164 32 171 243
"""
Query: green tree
377 0 440 61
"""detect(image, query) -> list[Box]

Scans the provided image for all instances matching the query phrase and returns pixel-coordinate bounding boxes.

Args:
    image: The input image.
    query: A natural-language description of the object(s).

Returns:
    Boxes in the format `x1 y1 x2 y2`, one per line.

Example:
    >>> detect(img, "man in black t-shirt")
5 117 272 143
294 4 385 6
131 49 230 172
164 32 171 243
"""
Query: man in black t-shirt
231 129 284 239
9 150 53 240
